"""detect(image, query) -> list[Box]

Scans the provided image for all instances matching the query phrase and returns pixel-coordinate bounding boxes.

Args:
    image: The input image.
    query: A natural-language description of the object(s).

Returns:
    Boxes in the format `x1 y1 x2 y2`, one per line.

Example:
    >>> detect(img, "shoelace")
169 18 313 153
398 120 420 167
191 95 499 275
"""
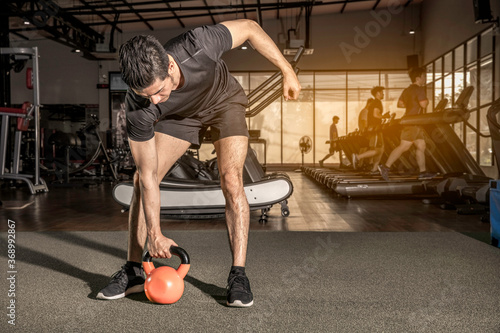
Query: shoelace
227 275 250 293
109 266 129 289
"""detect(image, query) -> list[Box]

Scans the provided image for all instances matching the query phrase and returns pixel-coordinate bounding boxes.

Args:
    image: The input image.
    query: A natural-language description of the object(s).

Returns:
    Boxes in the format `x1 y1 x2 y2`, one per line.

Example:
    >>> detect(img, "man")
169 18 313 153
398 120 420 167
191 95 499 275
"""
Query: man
377 67 435 181
357 98 373 133
352 87 385 174
319 116 340 167
96 19 301 307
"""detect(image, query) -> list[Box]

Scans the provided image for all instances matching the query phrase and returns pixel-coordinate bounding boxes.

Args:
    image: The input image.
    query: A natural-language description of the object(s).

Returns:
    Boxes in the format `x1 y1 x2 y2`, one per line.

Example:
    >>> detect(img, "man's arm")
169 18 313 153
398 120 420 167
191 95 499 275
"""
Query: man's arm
418 87 429 111
221 19 301 101
419 99 429 109
129 138 177 258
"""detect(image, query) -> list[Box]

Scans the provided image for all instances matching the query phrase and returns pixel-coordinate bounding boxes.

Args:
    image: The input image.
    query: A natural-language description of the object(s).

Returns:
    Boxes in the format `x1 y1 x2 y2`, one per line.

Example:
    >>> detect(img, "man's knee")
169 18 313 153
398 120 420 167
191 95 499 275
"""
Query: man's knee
398 140 413 151
414 139 426 151
220 172 244 198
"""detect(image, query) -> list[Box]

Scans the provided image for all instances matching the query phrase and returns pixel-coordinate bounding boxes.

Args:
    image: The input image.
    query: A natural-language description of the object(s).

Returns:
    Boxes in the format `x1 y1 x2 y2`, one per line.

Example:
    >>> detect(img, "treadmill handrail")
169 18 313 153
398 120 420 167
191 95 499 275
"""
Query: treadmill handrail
400 87 475 126
400 108 470 125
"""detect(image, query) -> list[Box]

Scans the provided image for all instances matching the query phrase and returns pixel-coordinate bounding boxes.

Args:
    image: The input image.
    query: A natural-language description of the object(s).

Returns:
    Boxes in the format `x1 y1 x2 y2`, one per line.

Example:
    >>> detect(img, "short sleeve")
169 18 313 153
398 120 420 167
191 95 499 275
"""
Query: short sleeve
191 24 233 62
124 90 159 142
398 88 407 105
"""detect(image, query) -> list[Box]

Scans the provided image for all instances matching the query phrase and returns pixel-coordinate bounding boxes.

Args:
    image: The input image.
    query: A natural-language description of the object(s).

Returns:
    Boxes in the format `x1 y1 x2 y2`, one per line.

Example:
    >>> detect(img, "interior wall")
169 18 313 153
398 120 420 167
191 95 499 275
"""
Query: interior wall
10 37 99 105
421 0 499 63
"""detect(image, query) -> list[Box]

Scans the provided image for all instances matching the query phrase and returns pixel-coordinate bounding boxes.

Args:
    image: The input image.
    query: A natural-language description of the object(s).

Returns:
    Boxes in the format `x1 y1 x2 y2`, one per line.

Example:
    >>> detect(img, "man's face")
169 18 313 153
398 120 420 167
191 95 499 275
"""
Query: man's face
134 75 175 105
376 90 384 100
416 73 427 86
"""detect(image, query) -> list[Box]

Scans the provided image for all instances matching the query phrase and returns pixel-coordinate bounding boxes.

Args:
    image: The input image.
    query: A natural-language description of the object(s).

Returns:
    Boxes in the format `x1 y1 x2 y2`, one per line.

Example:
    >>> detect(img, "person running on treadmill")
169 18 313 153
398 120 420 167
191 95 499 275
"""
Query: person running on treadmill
319 116 340 167
358 98 373 133
378 67 436 181
96 19 301 307
352 87 385 174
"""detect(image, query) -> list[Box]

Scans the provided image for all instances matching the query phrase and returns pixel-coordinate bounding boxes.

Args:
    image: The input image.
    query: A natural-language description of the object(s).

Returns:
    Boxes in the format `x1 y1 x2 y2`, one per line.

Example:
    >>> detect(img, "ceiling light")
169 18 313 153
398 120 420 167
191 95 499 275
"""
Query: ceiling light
409 29 415 35
72 49 81 53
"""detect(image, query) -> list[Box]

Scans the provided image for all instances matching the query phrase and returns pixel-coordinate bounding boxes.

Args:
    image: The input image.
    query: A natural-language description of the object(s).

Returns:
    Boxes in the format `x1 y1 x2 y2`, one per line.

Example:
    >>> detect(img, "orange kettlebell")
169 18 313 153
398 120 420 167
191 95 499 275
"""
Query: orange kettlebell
142 246 190 304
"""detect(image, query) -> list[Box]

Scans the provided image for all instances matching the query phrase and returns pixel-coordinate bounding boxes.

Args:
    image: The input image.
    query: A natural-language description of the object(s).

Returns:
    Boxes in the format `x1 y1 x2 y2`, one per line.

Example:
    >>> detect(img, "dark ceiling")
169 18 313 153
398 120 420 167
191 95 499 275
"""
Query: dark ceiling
2 0 418 59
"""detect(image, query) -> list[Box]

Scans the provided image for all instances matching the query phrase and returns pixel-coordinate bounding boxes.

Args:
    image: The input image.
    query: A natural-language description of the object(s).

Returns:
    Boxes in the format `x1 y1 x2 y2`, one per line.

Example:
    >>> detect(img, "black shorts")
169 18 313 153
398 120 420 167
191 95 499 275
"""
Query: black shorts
154 102 249 146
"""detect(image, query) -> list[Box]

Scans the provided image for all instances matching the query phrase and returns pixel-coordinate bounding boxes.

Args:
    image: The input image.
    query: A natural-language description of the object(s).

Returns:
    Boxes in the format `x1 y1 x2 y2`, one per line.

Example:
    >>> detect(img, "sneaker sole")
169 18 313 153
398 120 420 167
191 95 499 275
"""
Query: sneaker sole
96 284 144 300
227 300 254 307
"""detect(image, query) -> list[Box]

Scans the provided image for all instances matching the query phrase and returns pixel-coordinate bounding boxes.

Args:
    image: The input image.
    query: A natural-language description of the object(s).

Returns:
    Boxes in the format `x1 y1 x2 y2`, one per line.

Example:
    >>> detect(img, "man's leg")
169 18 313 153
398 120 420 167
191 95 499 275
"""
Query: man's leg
98 133 190 300
385 140 413 168
357 149 377 160
371 147 384 172
128 133 192 263
319 153 333 166
413 139 426 173
213 135 250 267
214 135 254 307
378 140 412 181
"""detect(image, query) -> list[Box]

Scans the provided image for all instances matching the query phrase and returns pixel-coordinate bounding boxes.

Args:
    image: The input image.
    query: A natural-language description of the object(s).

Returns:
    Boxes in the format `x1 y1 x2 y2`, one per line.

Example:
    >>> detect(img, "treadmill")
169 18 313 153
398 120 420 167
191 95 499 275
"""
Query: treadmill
334 87 479 198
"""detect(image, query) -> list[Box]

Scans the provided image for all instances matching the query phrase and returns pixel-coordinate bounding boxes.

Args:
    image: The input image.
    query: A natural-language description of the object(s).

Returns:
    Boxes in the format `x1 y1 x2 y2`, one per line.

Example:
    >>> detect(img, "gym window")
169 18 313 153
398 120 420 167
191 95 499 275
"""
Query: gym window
232 70 407 165
425 27 496 167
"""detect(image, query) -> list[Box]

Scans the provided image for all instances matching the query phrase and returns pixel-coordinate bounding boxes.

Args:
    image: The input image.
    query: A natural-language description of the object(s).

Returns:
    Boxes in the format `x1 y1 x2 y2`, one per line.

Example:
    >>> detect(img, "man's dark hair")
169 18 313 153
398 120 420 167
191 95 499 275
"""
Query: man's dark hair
333 116 340 121
371 86 384 97
119 35 170 91
408 67 426 83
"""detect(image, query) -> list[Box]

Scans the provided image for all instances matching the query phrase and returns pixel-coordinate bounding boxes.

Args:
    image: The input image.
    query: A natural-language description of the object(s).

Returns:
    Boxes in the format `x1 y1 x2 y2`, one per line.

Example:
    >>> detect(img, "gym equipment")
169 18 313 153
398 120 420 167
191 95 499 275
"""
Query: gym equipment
113 148 293 221
299 135 312 167
142 246 190 304
488 99 500 246
490 180 500 247
44 115 119 183
0 47 48 194
307 88 481 198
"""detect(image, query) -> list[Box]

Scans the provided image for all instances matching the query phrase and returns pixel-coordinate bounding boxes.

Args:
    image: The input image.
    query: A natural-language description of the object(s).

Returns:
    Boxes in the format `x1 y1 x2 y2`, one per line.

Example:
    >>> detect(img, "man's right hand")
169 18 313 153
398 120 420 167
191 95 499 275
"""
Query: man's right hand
147 234 178 258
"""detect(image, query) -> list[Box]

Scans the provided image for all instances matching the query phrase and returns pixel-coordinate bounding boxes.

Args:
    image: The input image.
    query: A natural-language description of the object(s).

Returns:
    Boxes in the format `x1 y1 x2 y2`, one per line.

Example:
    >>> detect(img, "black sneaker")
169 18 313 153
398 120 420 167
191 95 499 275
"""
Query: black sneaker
378 164 390 181
96 263 145 300
418 172 437 180
227 267 253 307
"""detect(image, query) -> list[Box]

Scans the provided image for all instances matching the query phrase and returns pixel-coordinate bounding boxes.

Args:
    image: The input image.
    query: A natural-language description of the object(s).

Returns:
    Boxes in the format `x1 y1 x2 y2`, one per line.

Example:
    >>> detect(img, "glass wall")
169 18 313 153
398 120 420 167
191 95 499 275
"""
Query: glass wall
425 27 496 167
230 70 410 165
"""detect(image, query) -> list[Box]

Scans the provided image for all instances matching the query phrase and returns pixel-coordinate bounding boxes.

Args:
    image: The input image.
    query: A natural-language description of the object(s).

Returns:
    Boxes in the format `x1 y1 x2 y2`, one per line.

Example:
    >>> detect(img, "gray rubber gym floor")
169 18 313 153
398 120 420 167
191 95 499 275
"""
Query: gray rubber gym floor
1 230 499 332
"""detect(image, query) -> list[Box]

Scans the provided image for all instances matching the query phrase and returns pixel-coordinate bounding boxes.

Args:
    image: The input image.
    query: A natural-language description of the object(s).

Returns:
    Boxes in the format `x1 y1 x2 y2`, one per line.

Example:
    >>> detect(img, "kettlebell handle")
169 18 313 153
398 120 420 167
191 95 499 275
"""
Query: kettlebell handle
142 246 190 265
142 245 189 265
142 246 190 280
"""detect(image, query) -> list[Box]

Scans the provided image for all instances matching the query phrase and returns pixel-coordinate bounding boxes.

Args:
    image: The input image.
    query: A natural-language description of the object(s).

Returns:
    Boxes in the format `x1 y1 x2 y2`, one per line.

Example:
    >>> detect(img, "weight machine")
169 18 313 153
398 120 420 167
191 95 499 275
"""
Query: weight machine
0 47 48 194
